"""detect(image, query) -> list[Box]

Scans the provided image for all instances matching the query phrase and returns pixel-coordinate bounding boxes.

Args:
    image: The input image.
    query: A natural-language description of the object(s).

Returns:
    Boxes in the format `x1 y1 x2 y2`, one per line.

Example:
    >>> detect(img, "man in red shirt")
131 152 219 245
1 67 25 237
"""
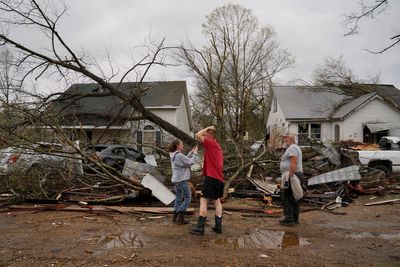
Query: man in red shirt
190 126 224 236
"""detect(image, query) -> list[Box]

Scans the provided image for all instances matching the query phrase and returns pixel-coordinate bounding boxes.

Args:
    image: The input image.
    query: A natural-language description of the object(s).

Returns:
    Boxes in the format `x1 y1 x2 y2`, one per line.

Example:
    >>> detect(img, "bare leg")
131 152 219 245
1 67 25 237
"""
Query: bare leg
213 198 222 217
199 197 208 217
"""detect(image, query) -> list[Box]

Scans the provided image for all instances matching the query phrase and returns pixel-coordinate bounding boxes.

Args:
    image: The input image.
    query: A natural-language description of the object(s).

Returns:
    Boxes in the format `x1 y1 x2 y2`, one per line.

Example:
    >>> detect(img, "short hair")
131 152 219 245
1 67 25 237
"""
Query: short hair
168 139 182 152
206 128 216 138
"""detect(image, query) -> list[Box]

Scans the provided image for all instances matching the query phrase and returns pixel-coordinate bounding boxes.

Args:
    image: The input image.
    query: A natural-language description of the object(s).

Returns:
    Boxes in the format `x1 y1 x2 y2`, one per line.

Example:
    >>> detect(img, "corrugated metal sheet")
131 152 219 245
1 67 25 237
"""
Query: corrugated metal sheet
273 86 349 120
248 178 278 194
307 165 361 186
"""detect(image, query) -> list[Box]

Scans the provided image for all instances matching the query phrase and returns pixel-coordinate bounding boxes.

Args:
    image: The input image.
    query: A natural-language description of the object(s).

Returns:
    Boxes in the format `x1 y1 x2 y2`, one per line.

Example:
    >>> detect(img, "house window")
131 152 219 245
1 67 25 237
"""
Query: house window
85 130 92 142
334 124 340 142
137 125 162 154
298 123 309 146
298 123 321 145
310 124 321 140
273 97 277 113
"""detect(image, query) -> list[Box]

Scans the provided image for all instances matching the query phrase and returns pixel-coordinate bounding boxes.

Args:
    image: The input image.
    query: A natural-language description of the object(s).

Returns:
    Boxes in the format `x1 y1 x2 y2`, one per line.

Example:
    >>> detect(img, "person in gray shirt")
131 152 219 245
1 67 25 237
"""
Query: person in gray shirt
279 133 304 226
169 139 198 224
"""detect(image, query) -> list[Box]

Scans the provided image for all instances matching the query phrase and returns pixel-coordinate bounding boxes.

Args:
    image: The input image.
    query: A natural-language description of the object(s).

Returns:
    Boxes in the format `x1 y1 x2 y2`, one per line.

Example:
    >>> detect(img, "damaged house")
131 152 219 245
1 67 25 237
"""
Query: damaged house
267 84 400 145
51 81 193 154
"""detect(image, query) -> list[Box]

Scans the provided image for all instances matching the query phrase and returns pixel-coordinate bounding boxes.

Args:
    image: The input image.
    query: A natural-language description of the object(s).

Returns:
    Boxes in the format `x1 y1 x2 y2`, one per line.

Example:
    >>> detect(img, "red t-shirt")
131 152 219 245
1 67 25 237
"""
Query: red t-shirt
202 137 224 181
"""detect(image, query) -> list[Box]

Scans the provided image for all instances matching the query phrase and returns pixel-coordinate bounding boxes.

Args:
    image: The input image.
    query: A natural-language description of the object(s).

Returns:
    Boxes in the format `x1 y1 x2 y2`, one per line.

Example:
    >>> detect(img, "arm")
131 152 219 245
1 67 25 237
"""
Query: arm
289 156 298 177
174 152 198 167
195 126 215 143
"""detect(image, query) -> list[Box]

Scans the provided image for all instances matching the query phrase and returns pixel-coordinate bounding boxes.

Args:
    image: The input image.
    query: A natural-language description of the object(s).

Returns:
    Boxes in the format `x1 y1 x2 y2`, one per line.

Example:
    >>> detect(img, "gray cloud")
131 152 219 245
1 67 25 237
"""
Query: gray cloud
3 0 399 91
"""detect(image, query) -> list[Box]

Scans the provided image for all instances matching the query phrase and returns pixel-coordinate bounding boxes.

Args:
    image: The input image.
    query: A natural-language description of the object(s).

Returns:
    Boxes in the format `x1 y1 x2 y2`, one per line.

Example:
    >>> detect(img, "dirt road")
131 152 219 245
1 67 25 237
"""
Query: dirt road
0 195 399 266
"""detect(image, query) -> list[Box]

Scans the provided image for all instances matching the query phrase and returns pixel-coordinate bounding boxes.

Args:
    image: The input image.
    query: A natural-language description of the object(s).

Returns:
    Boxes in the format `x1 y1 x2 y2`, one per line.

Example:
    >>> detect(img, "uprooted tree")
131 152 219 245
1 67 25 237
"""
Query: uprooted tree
0 0 198 198
0 1 287 201
0 0 194 145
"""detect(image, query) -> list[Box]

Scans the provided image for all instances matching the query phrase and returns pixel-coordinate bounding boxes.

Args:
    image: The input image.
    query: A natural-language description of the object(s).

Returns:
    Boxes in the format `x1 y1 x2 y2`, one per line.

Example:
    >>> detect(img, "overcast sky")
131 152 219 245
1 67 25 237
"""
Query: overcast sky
5 0 400 93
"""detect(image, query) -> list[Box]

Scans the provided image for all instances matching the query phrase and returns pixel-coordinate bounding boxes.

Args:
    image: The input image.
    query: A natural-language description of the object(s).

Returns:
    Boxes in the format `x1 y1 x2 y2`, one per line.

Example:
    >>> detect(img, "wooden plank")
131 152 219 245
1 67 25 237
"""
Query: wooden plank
363 199 400 206
5 204 194 214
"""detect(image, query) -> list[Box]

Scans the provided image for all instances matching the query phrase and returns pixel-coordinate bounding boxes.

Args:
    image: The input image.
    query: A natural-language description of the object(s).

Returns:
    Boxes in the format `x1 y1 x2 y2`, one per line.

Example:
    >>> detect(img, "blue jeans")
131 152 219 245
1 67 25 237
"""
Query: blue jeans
174 180 192 212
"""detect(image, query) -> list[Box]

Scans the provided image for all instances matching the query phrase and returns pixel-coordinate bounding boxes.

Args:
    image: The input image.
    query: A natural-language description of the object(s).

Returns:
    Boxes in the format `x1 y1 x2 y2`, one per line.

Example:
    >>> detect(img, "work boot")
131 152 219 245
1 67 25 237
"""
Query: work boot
190 216 206 236
279 218 295 226
176 211 189 225
172 212 178 223
212 215 222 234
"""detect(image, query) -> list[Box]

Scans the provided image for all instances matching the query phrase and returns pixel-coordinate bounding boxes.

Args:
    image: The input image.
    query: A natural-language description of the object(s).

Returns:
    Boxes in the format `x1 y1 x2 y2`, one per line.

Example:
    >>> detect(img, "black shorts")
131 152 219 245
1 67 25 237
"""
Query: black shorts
201 176 224 200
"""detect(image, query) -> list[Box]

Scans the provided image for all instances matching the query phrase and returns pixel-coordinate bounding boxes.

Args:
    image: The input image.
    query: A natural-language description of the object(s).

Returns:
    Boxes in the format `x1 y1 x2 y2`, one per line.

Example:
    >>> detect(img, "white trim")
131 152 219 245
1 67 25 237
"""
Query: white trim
146 105 179 109
38 125 131 130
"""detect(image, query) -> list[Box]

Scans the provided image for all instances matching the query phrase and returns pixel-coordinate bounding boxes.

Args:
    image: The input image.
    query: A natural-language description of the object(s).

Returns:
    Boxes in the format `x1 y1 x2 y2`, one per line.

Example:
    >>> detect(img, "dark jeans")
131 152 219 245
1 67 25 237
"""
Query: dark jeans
282 172 304 222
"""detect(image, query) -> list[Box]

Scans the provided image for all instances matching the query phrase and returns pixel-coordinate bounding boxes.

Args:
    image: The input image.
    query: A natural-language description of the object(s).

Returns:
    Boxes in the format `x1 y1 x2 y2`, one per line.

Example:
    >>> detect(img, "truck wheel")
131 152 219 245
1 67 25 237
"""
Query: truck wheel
370 164 390 174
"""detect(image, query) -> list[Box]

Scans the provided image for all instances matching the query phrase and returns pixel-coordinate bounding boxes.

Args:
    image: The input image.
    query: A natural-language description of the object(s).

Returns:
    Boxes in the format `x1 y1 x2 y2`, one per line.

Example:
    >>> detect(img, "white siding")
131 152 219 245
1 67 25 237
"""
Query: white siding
267 102 287 132
176 96 192 135
342 99 400 142
151 109 177 126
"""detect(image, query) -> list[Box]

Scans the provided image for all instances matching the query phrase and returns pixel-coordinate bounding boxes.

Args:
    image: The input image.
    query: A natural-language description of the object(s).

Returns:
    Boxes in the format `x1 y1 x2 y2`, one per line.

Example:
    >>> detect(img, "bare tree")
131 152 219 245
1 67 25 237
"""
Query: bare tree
312 56 381 89
312 56 356 87
0 48 18 106
177 4 294 145
0 0 195 145
343 0 400 53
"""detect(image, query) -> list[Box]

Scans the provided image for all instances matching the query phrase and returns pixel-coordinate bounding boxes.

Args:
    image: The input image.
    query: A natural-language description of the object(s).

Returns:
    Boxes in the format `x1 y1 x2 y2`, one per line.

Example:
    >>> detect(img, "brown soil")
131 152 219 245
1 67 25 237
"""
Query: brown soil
0 195 399 267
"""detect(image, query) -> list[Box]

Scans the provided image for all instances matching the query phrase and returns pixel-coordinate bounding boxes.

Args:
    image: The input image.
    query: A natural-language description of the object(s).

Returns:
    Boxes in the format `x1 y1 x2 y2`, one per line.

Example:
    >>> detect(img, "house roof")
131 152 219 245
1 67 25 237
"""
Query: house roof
331 92 378 119
338 84 400 110
273 86 349 120
273 84 400 121
52 81 191 127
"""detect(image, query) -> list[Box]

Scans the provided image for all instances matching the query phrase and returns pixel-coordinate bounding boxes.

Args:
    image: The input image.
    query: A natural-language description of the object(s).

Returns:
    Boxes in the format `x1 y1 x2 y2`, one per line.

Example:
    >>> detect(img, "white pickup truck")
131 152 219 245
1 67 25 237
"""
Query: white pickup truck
356 137 400 174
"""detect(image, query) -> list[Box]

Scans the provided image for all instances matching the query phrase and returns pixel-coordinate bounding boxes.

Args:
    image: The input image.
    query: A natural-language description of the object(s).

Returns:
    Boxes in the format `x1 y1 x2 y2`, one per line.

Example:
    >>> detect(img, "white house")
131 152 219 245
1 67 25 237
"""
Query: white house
267 84 400 145
52 81 193 153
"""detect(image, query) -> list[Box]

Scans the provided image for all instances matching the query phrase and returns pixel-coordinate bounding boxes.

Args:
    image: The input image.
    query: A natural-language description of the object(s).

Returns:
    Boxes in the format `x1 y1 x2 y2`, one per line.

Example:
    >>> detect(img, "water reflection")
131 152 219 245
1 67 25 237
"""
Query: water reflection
105 231 144 249
214 230 309 250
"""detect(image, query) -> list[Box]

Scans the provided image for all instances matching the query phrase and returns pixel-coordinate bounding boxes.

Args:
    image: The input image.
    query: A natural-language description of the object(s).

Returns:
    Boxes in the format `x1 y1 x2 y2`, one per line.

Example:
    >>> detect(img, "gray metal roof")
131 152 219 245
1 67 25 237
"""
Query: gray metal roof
331 92 377 119
52 81 188 126
274 85 400 121
339 84 400 110
273 86 349 120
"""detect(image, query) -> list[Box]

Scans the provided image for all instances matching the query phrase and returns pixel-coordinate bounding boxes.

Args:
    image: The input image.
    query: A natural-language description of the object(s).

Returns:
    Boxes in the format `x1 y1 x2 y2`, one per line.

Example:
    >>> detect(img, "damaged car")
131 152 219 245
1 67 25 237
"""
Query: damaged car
0 142 67 176
83 144 146 172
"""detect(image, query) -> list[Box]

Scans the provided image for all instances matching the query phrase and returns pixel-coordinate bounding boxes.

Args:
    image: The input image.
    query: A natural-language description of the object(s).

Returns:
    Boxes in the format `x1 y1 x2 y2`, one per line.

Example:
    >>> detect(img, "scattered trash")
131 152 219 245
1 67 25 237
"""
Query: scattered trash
122 159 165 183
363 199 400 206
307 165 361 186
141 174 175 205
144 155 157 167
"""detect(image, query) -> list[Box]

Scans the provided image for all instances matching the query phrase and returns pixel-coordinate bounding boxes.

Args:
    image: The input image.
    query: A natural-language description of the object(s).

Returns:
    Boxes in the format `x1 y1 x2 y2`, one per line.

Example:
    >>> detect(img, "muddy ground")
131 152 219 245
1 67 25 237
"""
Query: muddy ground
0 194 399 267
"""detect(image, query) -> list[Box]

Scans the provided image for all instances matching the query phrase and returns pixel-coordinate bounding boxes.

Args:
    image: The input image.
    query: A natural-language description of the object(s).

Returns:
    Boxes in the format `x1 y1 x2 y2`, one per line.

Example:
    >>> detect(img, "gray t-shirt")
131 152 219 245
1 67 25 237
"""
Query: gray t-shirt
280 144 303 174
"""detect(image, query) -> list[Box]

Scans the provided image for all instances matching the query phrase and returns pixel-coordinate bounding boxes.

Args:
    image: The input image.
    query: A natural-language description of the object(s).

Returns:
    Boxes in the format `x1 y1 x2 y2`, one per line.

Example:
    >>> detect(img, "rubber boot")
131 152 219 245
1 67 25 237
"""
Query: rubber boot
176 211 189 225
172 212 178 223
212 215 222 234
190 216 206 236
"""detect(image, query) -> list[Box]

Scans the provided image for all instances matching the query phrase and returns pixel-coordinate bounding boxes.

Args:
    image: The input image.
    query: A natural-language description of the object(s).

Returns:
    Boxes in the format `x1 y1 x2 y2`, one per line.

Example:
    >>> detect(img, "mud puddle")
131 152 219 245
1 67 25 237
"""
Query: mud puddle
214 230 309 249
90 230 145 256
348 232 400 240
